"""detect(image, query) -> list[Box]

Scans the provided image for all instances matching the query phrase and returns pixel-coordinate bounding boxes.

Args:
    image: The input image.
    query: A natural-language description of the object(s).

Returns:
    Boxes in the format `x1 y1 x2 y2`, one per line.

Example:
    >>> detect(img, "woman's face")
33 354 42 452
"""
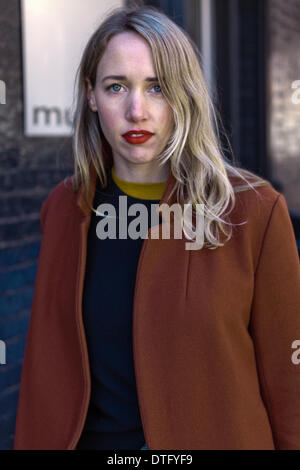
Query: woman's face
86 31 174 176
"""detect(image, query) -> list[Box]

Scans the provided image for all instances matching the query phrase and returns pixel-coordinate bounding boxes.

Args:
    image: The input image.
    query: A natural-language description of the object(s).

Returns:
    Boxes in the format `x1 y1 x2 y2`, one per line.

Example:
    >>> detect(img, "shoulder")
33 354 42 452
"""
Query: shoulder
232 179 280 214
228 171 282 222
40 175 79 230
227 175 295 264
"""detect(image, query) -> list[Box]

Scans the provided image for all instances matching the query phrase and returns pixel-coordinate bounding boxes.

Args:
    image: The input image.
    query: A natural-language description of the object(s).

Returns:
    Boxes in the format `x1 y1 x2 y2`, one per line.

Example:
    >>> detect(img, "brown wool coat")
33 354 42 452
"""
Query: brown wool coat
14 166 300 450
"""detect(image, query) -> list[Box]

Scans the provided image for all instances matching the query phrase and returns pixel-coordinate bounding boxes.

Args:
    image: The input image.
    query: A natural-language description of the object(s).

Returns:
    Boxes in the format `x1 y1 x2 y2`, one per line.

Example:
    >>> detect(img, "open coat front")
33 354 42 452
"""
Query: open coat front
14 167 300 450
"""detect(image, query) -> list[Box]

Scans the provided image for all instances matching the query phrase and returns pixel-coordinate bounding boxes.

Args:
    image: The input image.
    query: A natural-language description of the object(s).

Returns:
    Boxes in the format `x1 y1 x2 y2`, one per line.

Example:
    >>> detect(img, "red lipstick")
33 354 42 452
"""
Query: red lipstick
122 129 154 145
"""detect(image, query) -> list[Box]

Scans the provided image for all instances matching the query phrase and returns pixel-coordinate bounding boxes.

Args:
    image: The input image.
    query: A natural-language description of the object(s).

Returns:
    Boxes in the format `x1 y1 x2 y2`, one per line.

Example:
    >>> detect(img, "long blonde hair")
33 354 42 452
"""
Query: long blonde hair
71 4 270 248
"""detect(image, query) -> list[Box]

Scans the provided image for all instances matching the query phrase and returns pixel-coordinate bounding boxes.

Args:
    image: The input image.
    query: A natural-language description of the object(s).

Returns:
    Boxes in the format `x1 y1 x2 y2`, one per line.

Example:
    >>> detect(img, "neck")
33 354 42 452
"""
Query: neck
112 160 170 183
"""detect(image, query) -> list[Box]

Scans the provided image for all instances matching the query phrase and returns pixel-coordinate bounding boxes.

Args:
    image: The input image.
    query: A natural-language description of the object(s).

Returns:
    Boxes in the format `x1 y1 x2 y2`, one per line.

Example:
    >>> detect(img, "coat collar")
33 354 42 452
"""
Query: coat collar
76 164 178 217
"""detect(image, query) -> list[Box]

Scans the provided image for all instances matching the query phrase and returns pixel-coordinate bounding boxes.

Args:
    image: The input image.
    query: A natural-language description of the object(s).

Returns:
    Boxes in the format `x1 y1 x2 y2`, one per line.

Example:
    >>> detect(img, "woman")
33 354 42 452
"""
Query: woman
14 5 300 450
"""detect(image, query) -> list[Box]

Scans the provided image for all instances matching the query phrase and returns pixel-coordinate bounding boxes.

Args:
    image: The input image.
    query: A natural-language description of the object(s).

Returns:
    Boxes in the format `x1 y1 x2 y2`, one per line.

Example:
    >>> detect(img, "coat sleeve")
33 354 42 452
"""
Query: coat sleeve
249 193 300 449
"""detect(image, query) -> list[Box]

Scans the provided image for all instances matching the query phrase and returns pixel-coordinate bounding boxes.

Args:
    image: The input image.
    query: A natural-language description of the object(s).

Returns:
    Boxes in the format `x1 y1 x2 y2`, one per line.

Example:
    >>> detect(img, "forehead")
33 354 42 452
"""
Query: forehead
97 31 155 77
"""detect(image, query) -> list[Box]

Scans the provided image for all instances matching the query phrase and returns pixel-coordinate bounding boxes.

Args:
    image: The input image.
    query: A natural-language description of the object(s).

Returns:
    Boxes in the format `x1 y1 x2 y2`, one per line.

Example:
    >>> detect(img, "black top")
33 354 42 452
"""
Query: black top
76 170 161 450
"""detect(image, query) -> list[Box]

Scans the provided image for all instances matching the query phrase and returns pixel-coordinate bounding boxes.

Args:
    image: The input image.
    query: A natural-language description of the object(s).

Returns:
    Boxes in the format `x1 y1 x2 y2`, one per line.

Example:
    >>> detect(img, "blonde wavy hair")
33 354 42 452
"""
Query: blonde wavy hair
71 4 270 248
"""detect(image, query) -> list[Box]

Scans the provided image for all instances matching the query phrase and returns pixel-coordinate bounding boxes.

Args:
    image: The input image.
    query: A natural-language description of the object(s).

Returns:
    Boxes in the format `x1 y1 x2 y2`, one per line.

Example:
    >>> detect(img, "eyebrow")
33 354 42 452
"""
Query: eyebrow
101 75 159 83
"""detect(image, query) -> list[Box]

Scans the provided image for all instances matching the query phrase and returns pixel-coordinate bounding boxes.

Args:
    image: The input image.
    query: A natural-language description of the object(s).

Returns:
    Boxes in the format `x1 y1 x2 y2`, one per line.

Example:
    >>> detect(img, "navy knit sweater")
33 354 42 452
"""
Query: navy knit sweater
76 169 162 450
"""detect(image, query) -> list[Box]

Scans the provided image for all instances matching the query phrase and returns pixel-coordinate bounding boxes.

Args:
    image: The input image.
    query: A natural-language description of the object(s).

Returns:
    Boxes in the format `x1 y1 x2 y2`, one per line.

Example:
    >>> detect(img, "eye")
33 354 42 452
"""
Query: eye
152 84 162 93
107 83 123 93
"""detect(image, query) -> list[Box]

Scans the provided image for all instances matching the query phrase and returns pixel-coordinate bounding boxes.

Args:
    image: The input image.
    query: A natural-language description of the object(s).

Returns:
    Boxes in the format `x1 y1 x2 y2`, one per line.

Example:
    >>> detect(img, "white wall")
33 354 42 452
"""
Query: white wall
21 0 124 136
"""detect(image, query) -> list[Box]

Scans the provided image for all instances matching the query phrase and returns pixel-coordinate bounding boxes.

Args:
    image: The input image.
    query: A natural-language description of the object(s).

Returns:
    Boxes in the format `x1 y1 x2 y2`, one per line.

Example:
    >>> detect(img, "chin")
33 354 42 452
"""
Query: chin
126 154 157 164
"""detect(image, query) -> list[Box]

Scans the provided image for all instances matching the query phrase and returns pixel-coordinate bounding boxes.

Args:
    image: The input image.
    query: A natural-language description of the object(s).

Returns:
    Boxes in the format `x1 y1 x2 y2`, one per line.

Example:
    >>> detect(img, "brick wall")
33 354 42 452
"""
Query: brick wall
0 0 72 449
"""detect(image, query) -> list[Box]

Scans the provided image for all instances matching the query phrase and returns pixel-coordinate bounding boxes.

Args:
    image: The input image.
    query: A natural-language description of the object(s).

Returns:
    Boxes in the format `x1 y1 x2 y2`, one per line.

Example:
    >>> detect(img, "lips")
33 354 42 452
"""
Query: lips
122 129 154 136
122 129 154 145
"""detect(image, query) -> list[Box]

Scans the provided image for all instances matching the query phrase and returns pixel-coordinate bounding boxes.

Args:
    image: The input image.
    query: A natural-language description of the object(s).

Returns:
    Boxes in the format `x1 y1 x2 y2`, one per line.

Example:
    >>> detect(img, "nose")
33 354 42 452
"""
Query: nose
125 90 148 122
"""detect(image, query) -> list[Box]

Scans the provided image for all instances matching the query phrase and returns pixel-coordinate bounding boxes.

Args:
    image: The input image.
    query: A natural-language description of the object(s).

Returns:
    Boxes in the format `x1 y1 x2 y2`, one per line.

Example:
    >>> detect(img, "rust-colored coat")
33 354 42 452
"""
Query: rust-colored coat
14 167 300 449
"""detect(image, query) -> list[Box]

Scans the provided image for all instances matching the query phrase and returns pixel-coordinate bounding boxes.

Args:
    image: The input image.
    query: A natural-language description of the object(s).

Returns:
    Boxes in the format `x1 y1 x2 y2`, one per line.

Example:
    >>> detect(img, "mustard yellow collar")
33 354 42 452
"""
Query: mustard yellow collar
111 167 167 200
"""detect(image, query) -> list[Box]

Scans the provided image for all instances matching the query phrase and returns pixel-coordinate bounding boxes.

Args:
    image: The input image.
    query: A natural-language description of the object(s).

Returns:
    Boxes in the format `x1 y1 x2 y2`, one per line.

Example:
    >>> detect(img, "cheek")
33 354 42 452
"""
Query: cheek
162 107 174 134
97 104 118 136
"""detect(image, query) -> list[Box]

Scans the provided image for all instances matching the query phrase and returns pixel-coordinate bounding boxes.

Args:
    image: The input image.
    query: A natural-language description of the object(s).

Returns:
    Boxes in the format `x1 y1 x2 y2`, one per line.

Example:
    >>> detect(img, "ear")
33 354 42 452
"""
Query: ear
85 78 97 112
